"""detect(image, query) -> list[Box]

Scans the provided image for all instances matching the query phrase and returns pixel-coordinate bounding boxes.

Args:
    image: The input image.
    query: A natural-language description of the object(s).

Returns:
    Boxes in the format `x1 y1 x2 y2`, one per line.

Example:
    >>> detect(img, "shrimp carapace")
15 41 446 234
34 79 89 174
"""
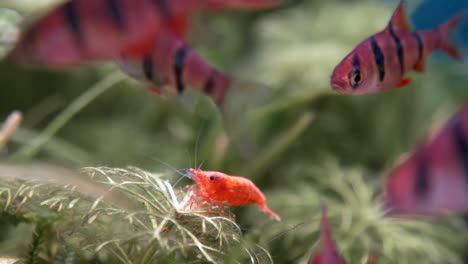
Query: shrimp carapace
186 168 281 221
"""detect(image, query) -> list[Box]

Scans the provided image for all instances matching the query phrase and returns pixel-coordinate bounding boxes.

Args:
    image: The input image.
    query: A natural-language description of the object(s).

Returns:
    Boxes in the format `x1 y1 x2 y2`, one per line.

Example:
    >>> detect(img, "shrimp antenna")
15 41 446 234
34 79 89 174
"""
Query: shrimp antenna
150 156 190 179
173 174 187 187
193 121 206 169
197 160 206 170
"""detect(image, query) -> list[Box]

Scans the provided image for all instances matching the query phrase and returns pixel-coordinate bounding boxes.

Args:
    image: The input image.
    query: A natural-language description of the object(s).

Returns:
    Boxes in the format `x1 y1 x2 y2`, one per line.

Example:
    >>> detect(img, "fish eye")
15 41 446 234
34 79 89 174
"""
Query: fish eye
349 69 363 88
209 175 216 181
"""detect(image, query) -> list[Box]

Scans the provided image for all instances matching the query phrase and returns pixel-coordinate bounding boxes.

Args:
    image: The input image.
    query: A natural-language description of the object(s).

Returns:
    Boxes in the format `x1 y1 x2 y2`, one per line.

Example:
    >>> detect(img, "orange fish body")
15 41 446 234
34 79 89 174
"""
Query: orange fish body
117 32 231 105
187 168 281 221
385 105 468 215
309 202 346 264
12 0 280 67
331 2 463 95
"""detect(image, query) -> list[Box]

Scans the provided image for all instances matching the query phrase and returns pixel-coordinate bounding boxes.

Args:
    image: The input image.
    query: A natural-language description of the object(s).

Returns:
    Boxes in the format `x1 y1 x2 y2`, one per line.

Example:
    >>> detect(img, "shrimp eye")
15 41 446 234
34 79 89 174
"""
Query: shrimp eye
210 175 216 181
349 69 362 88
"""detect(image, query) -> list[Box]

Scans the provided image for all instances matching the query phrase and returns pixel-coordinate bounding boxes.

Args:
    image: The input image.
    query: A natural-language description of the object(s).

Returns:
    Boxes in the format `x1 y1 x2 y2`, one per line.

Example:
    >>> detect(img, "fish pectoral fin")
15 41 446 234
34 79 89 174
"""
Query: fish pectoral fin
389 1 411 31
145 84 163 96
396 78 412 88
414 58 426 72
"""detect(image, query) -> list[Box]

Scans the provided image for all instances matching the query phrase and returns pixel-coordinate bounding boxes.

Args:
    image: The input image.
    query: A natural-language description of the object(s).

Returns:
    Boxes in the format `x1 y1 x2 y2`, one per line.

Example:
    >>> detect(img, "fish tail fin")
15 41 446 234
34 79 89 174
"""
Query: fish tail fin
437 12 465 60
320 201 334 248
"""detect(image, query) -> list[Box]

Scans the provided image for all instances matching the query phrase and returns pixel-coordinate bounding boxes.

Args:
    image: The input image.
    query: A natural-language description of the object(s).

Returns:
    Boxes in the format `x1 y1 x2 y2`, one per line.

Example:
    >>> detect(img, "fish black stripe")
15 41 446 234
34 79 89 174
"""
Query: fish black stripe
142 54 153 81
452 117 468 182
414 152 430 199
204 69 217 95
151 0 169 17
173 46 188 93
389 22 405 74
106 0 125 30
352 54 360 68
413 32 423 67
63 1 82 42
370 36 385 81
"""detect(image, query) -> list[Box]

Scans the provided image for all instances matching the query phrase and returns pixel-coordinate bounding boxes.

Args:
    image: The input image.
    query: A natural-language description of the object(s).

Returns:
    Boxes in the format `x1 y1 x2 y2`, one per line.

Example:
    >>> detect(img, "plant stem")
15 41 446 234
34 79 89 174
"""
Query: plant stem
11 71 126 161
243 112 314 177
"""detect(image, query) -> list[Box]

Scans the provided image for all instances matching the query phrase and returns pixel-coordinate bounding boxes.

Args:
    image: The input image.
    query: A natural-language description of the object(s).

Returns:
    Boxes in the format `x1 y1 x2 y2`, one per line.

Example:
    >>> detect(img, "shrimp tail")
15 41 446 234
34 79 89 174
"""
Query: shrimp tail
259 204 281 221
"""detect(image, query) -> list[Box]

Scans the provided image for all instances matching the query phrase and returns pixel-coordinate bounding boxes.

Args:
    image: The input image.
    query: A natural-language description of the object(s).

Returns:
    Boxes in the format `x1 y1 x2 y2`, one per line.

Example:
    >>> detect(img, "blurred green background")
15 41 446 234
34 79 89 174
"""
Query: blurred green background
0 0 468 263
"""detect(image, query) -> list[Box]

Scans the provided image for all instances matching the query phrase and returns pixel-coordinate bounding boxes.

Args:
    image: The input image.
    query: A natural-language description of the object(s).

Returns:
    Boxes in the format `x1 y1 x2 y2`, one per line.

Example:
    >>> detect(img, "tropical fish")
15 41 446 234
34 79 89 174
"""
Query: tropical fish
308 202 346 264
116 32 232 105
185 168 281 221
385 104 468 215
12 0 281 68
331 2 463 95
13 0 179 67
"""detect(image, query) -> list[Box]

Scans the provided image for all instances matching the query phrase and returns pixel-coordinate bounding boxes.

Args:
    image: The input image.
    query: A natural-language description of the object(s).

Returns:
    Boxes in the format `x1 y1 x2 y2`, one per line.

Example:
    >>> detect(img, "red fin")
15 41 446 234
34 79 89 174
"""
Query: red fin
166 12 189 38
308 202 346 264
414 58 425 72
320 201 334 250
389 1 411 31
437 12 464 60
146 84 163 96
309 255 321 264
308 206 328 263
396 78 411 88
202 0 282 10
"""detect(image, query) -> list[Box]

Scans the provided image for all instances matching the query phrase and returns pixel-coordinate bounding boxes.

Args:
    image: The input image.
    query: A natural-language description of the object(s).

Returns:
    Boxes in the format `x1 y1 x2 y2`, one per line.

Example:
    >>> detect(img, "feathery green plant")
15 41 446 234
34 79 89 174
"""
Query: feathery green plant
0 166 272 263
1 0 468 263
0 8 20 59
245 160 468 264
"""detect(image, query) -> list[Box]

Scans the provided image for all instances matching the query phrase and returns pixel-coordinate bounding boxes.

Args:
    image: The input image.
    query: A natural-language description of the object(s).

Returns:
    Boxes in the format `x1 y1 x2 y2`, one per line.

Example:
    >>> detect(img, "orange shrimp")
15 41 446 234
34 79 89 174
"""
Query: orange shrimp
185 168 281 221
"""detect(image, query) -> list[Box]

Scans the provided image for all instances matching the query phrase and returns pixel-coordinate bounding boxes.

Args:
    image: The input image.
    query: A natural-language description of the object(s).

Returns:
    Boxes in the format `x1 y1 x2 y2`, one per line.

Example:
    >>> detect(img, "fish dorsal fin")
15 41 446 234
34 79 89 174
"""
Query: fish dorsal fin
320 201 335 250
389 1 411 31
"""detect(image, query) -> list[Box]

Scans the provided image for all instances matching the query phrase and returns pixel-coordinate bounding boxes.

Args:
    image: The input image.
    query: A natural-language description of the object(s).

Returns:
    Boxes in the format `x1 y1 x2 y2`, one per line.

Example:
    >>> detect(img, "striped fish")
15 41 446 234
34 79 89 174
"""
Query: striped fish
331 2 463 95
12 0 281 68
116 32 231 105
309 202 346 264
385 104 468 216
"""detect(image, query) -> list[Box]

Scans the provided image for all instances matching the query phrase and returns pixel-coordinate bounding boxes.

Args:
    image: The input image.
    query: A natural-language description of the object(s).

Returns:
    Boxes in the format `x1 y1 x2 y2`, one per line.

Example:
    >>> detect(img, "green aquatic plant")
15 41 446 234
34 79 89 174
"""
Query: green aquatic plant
244 160 468 264
1 0 468 263
0 8 20 59
0 165 272 264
